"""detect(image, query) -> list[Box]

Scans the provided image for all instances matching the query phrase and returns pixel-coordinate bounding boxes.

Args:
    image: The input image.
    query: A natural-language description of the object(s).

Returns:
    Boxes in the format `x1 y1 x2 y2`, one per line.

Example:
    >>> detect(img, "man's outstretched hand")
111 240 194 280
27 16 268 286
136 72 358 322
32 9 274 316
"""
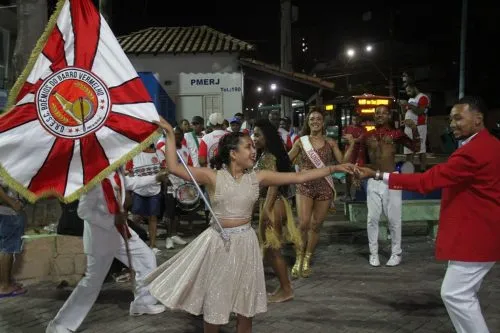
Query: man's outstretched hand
334 163 357 174
354 166 377 179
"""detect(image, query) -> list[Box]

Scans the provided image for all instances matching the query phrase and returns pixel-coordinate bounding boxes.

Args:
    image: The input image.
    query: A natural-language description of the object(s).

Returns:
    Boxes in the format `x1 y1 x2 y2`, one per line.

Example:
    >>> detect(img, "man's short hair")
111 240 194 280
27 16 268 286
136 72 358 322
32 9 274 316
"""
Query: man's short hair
191 116 204 124
457 96 488 115
234 112 244 118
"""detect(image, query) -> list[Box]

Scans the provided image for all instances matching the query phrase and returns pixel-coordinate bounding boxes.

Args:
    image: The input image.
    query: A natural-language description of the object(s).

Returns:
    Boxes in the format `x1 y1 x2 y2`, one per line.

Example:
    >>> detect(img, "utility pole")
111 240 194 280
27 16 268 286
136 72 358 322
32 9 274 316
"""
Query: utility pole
99 0 112 28
280 0 293 121
458 0 467 99
388 7 395 97
12 0 47 79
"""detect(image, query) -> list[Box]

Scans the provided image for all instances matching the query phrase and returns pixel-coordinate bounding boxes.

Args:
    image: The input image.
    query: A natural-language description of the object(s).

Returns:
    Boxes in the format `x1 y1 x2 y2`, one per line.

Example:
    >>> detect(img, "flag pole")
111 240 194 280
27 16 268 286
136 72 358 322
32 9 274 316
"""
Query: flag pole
458 0 468 99
170 141 230 247
115 182 136 289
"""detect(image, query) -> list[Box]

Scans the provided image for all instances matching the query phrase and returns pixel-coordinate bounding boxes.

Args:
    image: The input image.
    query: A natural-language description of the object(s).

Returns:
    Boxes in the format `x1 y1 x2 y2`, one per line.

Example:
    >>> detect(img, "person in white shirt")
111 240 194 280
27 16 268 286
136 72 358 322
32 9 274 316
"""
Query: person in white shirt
235 112 249 132
46 169 168 333
269 110 293 151
125 145 164 253
280 117 300 144
183 116 205 167
159 127 190 249
198 113 227 168
400 84 431 171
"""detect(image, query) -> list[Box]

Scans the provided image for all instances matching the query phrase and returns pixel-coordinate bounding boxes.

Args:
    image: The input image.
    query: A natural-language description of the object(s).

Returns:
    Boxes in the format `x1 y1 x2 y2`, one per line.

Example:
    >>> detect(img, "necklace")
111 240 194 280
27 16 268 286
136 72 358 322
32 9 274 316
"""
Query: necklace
223 165 245 181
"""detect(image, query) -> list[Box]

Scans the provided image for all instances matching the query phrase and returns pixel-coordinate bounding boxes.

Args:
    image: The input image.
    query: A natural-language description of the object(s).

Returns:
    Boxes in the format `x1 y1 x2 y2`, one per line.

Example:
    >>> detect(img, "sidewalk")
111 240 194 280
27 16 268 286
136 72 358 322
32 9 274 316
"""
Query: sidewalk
1 219 499 333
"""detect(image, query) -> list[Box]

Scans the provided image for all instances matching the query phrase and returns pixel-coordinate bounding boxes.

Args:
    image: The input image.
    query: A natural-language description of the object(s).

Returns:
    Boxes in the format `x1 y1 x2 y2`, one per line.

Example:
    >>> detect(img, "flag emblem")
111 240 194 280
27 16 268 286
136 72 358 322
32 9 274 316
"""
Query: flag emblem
0 0 160 203
36 67 111 138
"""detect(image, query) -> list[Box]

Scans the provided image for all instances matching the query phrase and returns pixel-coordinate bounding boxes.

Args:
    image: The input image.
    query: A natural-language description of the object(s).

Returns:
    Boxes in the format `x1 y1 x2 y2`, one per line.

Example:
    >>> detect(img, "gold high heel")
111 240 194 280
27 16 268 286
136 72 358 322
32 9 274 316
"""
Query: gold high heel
291 250 303 279
302 252 312 278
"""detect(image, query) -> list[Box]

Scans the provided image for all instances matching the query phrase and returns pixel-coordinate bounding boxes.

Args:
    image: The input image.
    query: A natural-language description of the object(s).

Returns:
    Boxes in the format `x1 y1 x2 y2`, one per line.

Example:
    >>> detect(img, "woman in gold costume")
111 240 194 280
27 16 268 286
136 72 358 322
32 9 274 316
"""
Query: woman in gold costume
253 119 301 303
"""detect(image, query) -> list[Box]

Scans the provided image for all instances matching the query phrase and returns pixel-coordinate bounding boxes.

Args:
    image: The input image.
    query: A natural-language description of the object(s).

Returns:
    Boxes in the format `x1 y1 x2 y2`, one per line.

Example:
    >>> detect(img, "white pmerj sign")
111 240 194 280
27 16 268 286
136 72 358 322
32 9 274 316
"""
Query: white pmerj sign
177 72 243 122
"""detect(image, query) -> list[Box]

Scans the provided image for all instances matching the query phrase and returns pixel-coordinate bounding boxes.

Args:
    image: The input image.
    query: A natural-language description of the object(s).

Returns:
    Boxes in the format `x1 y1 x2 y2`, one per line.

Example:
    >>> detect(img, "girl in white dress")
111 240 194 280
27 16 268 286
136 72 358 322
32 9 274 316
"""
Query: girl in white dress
147 118 354 333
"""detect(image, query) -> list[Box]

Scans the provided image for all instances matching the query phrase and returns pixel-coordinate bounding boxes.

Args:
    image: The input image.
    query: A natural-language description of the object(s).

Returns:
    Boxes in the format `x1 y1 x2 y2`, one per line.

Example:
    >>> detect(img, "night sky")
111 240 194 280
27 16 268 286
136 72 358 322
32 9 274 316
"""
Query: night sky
42 0 500 107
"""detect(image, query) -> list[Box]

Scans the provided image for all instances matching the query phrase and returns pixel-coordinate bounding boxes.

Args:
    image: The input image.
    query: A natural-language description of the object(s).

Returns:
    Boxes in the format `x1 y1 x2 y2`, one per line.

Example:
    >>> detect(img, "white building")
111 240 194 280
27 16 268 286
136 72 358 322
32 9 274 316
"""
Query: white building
118 26 255 122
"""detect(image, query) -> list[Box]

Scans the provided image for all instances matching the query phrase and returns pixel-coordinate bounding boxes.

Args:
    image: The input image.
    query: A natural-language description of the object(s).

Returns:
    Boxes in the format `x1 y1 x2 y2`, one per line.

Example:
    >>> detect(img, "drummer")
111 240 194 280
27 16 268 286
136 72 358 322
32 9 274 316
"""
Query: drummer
160 127 190 250
356 106 420 267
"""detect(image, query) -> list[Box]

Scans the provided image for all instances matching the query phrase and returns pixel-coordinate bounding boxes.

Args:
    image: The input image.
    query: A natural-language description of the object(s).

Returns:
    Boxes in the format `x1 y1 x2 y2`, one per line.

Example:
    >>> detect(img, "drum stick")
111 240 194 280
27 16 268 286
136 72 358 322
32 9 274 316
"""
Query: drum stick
173 145 230 247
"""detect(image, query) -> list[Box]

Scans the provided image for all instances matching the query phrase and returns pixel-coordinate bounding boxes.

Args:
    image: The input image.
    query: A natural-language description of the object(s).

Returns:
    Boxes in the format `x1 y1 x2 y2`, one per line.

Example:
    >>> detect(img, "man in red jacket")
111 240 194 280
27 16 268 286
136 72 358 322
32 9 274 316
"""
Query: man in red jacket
356 96 500 333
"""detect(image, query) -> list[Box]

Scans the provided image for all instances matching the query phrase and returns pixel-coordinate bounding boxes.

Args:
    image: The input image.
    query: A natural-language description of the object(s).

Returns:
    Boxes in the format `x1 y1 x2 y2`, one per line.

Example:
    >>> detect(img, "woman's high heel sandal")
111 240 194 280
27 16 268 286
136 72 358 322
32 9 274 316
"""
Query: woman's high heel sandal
291 250 303 279
301 252 313 278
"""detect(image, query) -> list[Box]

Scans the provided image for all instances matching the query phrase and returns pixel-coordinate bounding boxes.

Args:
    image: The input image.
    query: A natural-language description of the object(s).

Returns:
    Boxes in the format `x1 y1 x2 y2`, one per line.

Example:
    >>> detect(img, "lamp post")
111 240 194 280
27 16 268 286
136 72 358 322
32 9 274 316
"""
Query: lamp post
344 45 392 95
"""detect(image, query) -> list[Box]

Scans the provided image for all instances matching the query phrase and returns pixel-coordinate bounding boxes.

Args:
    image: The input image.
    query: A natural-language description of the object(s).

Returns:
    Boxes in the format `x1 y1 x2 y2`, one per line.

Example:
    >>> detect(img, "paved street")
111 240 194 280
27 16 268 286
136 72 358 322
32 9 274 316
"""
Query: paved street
1 217 500 333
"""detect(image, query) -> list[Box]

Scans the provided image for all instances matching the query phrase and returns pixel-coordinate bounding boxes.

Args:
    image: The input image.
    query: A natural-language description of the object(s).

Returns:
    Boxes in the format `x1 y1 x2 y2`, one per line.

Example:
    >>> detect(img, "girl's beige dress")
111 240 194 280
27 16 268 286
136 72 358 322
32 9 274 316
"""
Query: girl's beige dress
145 169 267 325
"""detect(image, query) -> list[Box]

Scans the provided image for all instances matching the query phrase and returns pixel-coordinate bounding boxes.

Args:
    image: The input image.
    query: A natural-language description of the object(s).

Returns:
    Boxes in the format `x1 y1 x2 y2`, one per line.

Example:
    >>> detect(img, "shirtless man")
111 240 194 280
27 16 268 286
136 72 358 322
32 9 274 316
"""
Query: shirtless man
357 105 420 267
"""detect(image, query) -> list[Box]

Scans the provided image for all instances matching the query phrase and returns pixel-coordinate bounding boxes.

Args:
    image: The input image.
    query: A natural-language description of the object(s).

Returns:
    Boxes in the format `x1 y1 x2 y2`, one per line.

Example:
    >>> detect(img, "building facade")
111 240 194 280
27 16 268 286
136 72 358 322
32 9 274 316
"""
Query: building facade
118 25 254 122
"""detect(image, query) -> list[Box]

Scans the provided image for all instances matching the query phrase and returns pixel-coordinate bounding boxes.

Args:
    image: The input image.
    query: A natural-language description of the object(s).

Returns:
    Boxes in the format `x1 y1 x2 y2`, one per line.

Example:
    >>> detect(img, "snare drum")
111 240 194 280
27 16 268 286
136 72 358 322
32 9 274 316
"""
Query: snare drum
174 183 200 212
395 161 415 174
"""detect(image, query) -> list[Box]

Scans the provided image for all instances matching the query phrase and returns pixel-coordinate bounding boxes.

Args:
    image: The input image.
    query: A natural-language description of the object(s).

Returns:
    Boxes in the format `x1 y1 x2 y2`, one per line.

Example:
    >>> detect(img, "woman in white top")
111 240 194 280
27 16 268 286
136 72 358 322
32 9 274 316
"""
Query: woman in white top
147 118 354 333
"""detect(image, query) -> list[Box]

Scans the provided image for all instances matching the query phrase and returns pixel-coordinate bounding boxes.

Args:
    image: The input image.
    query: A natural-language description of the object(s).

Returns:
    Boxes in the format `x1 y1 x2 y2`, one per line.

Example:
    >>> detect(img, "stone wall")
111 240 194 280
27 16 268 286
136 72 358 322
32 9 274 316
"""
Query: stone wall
24 199 61 228
13 234 85 286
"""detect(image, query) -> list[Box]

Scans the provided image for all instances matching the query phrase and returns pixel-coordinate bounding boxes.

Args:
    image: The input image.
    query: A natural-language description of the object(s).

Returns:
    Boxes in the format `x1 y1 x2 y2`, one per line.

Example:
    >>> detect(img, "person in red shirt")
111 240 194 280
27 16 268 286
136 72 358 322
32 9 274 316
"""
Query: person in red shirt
341 114 366 201
356 96 500 333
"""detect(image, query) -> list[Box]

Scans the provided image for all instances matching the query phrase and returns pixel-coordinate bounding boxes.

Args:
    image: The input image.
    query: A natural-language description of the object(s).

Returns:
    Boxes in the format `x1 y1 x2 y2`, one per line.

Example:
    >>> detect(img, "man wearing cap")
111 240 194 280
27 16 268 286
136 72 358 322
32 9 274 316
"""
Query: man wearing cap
227 115 250 135
235 112 250 132
184 116 205 167
198 113 227 168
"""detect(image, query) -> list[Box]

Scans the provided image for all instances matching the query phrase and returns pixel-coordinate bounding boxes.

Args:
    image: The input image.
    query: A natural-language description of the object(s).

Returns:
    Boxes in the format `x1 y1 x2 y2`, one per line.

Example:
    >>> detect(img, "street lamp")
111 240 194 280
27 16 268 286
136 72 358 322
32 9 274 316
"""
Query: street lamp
365 44 373 52
270 83 277 91
258 102 263 107
346 48 355 58
256 86 262 92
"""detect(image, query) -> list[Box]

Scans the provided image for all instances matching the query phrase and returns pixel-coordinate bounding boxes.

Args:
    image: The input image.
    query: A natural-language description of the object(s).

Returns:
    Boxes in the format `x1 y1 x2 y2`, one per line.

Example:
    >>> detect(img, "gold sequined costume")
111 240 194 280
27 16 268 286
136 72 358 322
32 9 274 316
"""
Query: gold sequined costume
254 153 302 251
145 169 267 325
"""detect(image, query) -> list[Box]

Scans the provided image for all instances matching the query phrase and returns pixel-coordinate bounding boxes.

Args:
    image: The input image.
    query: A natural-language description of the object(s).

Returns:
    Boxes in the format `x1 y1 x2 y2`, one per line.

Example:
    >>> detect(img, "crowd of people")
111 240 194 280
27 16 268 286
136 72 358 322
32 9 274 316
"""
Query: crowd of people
0 94 498 333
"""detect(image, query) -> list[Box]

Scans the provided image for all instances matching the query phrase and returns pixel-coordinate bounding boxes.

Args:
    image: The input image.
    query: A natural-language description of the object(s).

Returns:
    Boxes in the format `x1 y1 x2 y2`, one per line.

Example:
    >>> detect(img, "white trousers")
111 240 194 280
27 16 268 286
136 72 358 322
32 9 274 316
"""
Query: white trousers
54 228 157 331
367 179 402 255
441 261 495 333
403 125 427 154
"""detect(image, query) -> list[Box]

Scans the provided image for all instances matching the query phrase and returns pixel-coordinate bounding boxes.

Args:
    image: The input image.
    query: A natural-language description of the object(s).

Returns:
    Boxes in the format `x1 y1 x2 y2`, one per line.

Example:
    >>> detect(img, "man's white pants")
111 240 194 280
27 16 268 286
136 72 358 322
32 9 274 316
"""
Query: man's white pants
403 125 427 154
54 228 157 331
441 261 495 333
367 179 402 255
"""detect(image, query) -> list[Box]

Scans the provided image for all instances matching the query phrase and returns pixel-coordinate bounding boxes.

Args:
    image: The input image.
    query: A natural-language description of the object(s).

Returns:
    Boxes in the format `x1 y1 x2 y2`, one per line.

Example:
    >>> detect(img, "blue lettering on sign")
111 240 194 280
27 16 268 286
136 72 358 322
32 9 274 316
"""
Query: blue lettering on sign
190 78 220 85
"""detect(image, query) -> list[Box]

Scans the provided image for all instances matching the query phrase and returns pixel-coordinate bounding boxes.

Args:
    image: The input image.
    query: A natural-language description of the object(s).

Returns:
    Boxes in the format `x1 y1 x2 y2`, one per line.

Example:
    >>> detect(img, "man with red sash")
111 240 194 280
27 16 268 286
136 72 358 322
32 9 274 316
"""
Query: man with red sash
357 96 500 333
46 169 168 333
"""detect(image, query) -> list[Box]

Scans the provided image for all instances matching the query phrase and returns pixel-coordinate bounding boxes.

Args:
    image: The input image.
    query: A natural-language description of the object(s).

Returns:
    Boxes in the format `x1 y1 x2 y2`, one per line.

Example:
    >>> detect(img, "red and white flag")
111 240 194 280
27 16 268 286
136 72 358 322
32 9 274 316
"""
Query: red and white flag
0 0 160 203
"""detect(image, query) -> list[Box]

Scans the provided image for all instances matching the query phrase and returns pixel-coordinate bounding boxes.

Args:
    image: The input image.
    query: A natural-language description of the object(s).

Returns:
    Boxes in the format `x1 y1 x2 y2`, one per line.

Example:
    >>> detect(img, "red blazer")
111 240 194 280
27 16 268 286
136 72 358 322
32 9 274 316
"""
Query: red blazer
388 129 500 262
